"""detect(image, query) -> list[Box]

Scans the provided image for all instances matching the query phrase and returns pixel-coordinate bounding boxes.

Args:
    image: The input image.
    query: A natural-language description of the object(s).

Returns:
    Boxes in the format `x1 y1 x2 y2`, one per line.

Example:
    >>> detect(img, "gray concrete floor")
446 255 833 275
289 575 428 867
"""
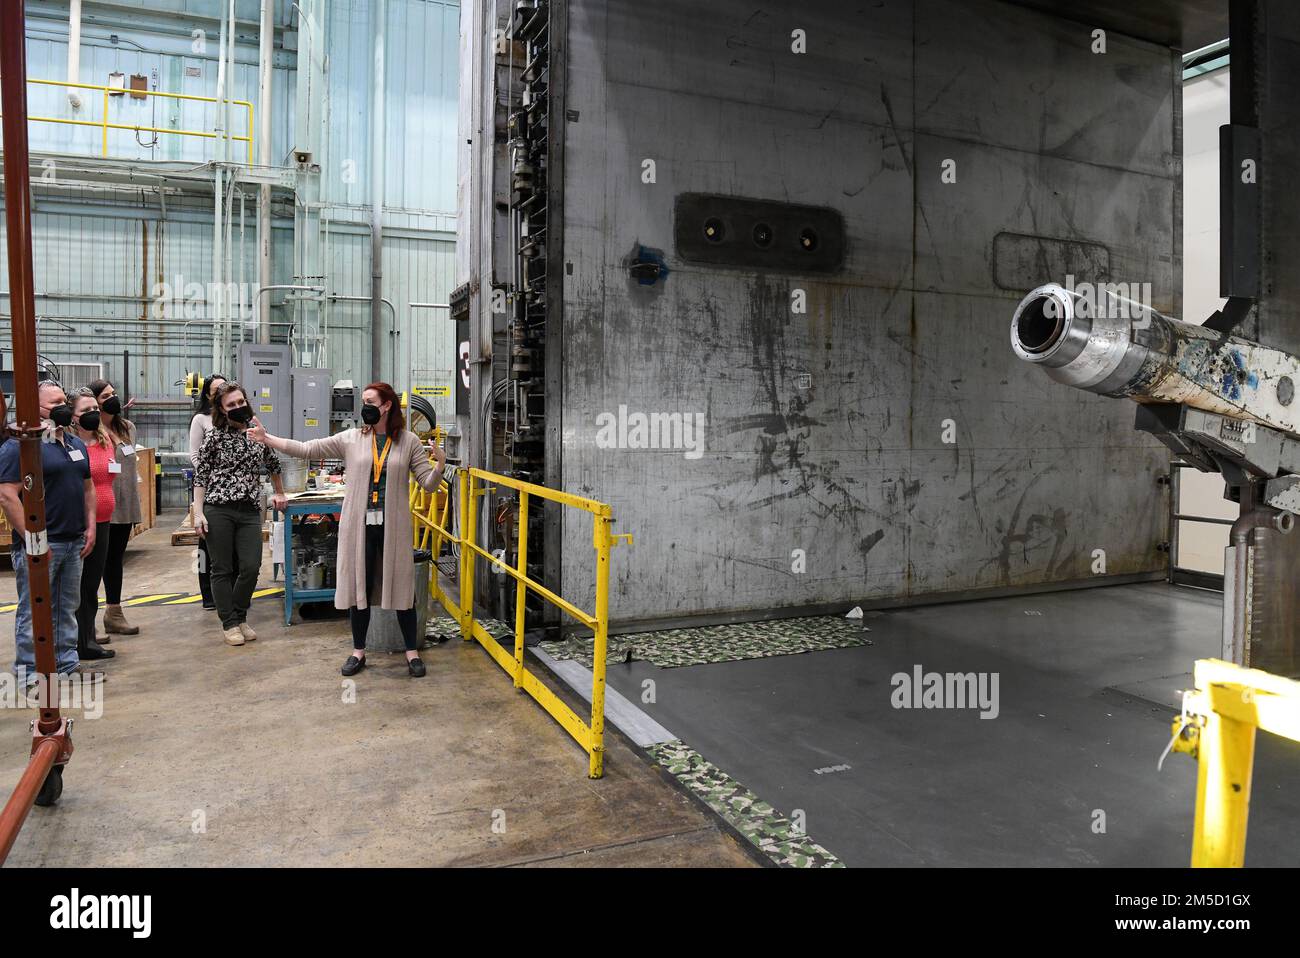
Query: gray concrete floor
604 583 1300 866
0 511 756 867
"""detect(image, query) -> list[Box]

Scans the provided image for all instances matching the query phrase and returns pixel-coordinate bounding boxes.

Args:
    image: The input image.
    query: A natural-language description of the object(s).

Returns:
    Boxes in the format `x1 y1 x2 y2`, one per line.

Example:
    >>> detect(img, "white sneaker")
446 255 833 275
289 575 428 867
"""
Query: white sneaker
223 627 245 647
238 623 258 642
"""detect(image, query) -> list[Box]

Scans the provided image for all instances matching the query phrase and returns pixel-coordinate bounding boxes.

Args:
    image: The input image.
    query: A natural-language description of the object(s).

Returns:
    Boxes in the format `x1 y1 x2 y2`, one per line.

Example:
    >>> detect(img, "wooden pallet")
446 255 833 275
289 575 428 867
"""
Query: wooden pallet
171 511 198 546
172 510 270 546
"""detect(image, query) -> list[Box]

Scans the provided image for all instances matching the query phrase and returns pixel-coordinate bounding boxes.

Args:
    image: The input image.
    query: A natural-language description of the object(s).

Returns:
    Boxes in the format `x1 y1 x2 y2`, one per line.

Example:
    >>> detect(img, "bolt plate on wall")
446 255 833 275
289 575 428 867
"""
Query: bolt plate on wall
674 193 844 274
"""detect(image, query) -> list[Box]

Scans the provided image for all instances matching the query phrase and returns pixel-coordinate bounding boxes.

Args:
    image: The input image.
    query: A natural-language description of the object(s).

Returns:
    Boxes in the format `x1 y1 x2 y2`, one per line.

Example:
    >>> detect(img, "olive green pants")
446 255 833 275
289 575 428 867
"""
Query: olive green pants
204 501 264 629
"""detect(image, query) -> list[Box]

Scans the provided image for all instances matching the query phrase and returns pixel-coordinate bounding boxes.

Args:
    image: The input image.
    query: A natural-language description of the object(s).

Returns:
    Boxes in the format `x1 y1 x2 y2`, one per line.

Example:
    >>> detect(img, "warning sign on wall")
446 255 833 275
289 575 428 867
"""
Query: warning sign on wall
413 385 450 398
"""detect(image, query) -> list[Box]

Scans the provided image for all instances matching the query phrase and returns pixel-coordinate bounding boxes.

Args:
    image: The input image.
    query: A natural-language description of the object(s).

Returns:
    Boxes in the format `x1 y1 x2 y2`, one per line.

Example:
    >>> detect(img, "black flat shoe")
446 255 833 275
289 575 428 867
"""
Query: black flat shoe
80 644 115 660
341 655 366 677
407 657 426 678
202 602 217 610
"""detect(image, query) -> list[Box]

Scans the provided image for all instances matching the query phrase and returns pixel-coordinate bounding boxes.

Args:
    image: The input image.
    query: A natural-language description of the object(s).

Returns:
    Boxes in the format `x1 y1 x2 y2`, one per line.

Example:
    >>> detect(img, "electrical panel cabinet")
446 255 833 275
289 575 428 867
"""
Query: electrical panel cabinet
291 369 331 443
238 343 291 439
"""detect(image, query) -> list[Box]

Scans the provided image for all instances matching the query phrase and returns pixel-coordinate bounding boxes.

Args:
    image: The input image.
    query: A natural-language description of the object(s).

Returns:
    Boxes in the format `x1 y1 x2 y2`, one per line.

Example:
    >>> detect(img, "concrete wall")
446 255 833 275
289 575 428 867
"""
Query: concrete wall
556 0 1179 624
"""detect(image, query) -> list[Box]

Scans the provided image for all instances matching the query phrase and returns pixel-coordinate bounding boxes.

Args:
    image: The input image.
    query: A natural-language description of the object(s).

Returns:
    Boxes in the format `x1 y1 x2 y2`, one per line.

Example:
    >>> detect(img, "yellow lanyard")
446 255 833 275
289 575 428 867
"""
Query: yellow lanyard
370 434 391 505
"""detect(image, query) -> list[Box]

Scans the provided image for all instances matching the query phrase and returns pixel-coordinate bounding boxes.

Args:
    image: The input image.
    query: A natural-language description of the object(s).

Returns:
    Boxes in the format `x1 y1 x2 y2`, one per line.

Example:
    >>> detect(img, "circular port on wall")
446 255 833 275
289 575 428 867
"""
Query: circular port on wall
1279 375 1295 407
703 218 725 243
752 222 774 248
799 227 819 252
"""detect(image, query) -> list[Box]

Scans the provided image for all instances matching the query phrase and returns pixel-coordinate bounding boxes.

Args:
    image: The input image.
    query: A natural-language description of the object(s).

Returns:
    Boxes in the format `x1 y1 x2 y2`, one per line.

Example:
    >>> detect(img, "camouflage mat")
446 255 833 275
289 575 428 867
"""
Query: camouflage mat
425 614 512 642
646 740 842 868
539 615 870 669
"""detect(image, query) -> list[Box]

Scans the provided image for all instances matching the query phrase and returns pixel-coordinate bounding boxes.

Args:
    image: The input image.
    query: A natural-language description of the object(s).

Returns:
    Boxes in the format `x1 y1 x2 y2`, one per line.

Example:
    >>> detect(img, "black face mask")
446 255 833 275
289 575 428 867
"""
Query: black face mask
361 403 382 425
101 396 122 416
79 411 101 432
227 405 254 424
49 404 74 428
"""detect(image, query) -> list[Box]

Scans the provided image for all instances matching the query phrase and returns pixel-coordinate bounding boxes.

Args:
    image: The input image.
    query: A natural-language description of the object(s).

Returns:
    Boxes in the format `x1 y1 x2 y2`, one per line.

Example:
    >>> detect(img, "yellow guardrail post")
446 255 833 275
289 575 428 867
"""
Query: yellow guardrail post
589 516 632 779
432 483 451 609
1169 658 1300 867
1191 694 1256 868
514 491 529 689
407 468 455 616
459 469 474 640
589 514 611 778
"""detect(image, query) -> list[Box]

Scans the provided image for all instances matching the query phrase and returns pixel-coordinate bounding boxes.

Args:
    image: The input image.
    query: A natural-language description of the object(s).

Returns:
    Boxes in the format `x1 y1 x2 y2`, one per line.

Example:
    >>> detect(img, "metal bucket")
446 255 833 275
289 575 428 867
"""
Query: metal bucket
366 553 432 652
279 458 309 493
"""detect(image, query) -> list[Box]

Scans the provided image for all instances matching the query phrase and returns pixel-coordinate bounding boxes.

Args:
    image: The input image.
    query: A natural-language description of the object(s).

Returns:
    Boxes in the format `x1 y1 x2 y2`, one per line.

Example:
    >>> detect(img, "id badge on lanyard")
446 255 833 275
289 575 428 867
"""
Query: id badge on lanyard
369 433 391 526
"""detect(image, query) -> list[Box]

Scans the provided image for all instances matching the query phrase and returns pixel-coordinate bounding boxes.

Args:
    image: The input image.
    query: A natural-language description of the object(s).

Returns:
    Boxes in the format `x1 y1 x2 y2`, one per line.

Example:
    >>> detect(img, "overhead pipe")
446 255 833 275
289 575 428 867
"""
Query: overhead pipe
225 171 237 352
225 0 237 164
371 0 387 382
329 294 397 374
238 187 247 342
257 0 274 344
66 0 83 110
212 5 229 370
253 284 325 363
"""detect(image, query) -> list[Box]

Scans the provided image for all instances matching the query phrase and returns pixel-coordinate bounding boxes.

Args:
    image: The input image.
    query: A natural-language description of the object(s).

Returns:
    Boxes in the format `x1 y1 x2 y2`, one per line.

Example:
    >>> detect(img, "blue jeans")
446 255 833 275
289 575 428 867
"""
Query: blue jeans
12 536 84 686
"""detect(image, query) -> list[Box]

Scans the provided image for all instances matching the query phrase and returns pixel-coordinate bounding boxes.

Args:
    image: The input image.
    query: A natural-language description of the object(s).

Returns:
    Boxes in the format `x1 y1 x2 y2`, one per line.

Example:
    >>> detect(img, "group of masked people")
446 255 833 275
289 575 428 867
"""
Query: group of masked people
0 380 144 688
188 375 446 676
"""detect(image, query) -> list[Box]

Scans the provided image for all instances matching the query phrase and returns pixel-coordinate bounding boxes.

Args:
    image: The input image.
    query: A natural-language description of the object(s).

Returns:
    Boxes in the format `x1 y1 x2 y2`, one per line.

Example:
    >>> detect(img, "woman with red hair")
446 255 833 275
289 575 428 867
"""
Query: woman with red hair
249 383 446 676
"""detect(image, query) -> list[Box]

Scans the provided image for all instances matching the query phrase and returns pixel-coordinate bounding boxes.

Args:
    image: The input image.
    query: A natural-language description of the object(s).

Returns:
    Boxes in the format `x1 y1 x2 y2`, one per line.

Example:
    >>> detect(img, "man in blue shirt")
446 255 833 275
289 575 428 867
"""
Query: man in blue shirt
0 381 98 688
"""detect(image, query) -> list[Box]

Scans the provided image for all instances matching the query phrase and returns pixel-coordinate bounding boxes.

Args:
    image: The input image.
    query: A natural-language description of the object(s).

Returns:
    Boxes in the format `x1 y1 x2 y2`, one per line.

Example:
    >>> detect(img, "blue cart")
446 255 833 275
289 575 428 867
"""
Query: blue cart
275 493 344 625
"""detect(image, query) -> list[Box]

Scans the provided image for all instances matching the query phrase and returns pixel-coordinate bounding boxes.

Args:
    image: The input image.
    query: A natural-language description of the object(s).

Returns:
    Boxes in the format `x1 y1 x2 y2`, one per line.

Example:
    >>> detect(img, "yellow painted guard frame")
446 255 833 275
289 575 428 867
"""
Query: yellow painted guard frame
408 467 630 778
1 79 255 163
1170 658 1300 866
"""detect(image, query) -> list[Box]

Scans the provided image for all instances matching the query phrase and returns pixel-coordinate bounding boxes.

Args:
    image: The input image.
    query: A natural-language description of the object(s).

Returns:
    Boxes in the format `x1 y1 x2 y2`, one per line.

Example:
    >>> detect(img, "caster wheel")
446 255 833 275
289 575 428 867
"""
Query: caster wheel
34 765 63 807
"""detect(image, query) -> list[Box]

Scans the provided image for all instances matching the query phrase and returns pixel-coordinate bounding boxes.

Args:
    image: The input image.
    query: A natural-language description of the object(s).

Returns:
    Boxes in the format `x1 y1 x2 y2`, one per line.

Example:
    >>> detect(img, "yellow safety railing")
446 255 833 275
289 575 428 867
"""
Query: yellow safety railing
409 466 632 778
0 78 254 164
1169 658 1300 866
409 474 451 555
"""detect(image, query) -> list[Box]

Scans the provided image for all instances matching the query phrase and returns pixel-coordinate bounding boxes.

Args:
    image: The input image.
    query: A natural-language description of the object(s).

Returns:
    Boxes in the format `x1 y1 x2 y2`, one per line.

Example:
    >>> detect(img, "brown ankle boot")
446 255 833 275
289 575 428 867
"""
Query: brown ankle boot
104 604 140 635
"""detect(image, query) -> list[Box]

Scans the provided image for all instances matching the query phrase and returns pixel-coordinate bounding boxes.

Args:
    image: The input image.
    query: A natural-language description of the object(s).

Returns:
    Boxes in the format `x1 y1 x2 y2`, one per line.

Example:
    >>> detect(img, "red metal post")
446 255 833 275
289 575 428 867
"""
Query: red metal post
0 0 74 863
0 738 60 862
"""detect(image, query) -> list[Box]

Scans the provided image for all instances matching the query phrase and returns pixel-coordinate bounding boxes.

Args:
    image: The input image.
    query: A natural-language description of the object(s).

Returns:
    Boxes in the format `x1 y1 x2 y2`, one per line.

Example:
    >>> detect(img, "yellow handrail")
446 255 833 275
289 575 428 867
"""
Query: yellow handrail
408 466 632 779
0 78 255 164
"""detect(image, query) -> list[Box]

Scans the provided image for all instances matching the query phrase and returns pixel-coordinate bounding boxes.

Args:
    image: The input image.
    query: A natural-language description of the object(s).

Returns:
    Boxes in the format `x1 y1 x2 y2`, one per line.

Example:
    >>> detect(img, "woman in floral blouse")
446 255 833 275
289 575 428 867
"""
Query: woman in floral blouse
193 382 288 646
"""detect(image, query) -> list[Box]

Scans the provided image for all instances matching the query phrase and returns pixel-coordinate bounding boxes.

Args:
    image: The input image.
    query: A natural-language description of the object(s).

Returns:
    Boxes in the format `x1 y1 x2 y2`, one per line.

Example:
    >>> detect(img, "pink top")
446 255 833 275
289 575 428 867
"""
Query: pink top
86 442 117 524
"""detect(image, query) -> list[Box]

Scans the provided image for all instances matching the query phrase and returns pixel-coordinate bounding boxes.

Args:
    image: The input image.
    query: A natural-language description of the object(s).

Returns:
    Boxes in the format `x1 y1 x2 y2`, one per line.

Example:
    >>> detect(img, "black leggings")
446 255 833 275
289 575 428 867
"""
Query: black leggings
101 521 133 605
77 521 111 649
349 523 416 652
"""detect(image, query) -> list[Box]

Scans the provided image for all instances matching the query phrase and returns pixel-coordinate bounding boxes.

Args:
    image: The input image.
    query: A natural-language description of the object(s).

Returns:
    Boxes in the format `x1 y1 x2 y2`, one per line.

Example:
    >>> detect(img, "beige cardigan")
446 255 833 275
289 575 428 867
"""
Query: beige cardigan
280 428 441 610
